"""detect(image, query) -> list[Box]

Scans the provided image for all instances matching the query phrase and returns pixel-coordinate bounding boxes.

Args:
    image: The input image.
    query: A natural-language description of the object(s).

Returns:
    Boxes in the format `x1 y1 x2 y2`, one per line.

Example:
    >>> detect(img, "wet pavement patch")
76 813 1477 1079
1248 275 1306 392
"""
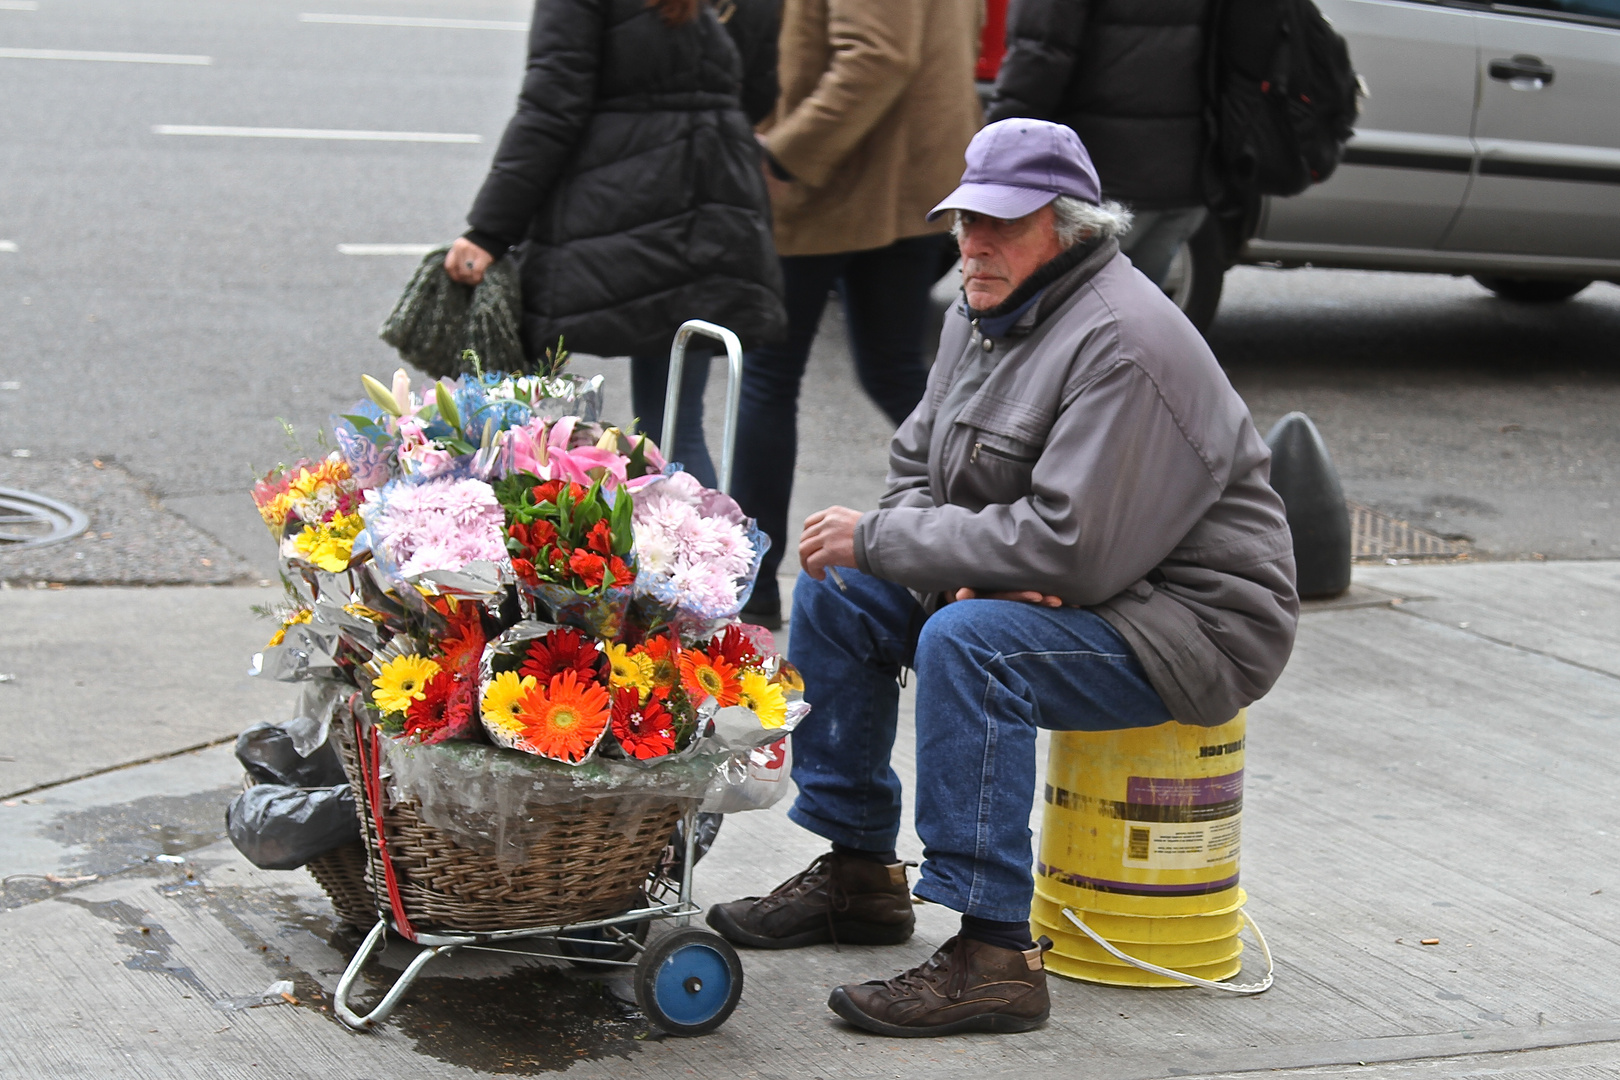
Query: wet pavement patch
48 785 237 878
359 965 649 1074
59 895 212 999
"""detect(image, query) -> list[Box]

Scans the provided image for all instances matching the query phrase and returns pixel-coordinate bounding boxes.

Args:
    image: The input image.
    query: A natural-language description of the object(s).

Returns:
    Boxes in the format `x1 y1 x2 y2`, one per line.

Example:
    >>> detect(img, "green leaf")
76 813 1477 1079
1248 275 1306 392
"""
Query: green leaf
610 486 633 552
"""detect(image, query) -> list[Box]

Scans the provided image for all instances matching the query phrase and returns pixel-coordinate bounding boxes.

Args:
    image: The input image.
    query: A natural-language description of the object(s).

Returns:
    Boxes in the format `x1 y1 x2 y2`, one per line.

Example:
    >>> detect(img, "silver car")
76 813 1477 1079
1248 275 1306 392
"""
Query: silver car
1170 0 1620 324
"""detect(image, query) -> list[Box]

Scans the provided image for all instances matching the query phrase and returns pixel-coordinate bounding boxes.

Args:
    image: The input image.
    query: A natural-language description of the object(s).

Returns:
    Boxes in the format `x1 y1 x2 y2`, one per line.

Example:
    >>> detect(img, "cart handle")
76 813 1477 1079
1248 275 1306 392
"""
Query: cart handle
661 320 744 495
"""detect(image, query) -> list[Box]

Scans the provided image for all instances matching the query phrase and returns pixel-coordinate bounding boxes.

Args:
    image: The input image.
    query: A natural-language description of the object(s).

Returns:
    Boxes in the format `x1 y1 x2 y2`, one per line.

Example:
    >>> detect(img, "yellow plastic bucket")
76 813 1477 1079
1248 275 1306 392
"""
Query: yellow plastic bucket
1031 712 1252 988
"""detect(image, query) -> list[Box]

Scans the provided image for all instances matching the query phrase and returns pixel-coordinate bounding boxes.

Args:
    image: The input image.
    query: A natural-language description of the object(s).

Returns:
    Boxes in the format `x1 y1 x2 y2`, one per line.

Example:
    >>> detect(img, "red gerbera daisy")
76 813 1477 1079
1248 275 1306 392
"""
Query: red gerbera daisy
404 670 479 743
520 627 604 683
709 625 761 670
611 687 677 760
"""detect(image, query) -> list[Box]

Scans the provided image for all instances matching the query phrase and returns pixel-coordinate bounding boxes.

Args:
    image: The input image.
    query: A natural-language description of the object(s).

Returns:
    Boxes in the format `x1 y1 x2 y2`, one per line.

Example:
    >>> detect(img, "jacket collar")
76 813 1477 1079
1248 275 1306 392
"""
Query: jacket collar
963 236 1118 341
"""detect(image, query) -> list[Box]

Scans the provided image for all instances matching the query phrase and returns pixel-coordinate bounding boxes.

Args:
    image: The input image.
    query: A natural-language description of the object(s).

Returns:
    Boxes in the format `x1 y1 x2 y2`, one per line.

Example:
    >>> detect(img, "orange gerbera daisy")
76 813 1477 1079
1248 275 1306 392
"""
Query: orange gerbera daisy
639 634 682 691
515 670 611 763
678 649 740 707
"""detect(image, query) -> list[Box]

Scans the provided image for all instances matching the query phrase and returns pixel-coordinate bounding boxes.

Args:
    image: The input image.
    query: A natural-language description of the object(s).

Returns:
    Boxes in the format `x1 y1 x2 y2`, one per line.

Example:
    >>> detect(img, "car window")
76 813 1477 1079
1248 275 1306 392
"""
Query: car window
1492 0 1620 25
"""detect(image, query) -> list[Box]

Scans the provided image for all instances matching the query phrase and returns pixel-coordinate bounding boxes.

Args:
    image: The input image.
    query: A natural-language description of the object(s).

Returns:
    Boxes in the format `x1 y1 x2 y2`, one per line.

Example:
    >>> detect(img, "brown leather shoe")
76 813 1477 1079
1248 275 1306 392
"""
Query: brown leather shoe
828 935 1052 1037
706 851 915 949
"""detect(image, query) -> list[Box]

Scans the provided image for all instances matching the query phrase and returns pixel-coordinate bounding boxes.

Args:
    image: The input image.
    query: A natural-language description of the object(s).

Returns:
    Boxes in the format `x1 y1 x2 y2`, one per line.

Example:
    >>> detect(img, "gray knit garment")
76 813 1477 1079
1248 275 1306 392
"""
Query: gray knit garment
378 246 525 378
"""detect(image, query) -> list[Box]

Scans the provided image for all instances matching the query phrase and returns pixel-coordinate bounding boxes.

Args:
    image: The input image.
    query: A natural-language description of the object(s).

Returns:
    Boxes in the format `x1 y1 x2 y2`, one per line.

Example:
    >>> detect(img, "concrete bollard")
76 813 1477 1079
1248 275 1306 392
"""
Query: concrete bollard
1265 412 1351 599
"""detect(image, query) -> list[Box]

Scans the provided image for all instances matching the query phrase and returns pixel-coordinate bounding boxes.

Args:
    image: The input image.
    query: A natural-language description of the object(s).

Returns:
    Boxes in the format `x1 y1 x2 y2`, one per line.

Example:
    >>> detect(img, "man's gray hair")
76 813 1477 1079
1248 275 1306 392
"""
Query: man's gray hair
950 196 1133 246
1050 196 1133 245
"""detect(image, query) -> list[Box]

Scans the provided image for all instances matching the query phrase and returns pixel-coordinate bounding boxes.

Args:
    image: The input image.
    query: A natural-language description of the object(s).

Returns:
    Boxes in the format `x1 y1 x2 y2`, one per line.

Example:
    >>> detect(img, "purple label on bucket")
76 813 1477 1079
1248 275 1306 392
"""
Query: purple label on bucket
1126 771 1243 806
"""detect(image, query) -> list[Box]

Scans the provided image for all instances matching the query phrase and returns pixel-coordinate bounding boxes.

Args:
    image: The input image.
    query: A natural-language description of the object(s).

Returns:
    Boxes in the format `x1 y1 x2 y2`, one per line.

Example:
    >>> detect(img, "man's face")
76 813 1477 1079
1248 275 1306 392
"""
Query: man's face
956 204 1067 311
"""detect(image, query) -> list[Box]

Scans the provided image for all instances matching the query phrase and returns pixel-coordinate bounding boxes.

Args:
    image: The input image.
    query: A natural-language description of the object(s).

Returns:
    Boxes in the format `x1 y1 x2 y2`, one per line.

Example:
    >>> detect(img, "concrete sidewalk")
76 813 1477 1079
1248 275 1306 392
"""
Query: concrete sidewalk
1 559 1617 1079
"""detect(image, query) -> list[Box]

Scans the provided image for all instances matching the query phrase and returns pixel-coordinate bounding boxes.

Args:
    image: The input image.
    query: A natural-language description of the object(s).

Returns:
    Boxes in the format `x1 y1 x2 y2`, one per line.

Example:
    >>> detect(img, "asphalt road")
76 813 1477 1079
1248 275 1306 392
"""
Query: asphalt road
0 0 1615 583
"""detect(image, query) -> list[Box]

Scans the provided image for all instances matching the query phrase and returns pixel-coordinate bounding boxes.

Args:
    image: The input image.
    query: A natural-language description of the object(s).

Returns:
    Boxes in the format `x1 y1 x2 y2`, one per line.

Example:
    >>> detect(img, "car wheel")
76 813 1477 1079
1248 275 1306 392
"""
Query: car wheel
1162 215 1226 334
1473 276 1591 303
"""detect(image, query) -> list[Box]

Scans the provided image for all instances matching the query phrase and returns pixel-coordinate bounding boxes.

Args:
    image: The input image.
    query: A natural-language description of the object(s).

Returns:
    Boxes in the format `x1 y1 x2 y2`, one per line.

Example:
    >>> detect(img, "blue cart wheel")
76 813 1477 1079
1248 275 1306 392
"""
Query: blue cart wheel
634 927 743 1036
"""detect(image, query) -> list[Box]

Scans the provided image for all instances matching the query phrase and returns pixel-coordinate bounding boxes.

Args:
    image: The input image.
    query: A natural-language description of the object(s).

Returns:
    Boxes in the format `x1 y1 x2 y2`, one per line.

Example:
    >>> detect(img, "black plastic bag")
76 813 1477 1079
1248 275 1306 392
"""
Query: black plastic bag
226 784 361 871
235 722 346 788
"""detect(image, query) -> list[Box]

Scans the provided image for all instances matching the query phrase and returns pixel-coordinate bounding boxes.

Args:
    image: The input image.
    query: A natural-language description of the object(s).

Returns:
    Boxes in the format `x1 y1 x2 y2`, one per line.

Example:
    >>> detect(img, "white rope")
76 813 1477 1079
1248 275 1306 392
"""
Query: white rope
1060 906 1274 994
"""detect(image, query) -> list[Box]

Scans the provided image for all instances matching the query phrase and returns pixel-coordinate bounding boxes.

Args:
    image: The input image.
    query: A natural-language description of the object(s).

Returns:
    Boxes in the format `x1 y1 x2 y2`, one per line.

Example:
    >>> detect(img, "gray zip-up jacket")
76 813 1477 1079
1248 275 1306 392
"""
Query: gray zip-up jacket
852 240 1299 726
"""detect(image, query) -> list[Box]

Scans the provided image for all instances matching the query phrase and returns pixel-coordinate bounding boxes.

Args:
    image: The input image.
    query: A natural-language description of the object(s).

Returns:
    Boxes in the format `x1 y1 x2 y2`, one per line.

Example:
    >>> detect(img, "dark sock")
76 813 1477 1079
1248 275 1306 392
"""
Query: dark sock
960 914 1037 953
832 842 898 866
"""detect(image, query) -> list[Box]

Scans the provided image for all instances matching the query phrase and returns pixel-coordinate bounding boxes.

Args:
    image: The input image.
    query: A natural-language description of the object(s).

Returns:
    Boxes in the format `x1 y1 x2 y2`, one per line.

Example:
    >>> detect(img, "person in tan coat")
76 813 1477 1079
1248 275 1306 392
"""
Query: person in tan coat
731 0 981 627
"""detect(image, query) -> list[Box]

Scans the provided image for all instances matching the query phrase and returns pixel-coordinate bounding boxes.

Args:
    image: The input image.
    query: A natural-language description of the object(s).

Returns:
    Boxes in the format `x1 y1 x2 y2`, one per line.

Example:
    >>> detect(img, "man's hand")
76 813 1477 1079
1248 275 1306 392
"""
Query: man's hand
445 237 494 286
953 587 1064 607
799 506 862 581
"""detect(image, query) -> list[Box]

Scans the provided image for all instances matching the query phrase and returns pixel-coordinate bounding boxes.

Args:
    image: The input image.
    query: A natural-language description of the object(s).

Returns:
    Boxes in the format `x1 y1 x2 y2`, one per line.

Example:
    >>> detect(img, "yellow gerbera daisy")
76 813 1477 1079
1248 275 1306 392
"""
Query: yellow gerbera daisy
737 670 788 728
373 654 441 715
605 643 652 695
481 670 537 737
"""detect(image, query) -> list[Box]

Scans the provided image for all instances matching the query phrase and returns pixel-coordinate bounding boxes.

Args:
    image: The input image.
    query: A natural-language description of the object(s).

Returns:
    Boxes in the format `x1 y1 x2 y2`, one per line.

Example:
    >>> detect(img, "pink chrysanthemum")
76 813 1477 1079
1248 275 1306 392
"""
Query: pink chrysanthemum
373 477 507 576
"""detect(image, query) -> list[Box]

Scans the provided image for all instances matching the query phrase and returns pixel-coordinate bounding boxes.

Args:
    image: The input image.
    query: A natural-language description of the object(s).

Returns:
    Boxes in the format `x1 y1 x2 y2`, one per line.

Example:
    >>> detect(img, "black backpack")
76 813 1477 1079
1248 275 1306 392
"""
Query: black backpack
1205 0 1361 199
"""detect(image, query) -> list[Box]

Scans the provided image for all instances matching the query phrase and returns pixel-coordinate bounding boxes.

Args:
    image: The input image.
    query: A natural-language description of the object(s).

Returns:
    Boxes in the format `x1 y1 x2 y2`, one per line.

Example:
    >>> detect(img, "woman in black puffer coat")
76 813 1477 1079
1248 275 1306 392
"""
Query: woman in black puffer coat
447 0 785 487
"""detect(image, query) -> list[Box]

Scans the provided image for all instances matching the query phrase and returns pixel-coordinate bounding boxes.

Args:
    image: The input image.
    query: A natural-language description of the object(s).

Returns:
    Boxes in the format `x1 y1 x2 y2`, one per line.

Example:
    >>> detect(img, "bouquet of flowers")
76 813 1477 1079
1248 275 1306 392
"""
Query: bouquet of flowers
630 471 769 640
248 350 802 778
495 475 636 637
365 599 488 745
252 453 365 572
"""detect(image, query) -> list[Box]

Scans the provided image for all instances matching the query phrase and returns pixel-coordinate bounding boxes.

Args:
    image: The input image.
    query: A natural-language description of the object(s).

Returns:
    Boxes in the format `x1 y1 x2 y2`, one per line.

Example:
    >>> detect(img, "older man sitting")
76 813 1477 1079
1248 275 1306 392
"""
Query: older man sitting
707 119 1299 1037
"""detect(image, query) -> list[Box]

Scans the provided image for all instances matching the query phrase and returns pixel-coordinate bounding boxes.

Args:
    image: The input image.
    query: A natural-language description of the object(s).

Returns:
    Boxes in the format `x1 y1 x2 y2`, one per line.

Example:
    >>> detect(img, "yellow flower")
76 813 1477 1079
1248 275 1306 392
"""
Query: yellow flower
373 654 441 715
293 512 364 571
481 671 537 737
737 670 788 728
343 603 386 624
266 607 312 648
258 491 295 530
605 644 652 695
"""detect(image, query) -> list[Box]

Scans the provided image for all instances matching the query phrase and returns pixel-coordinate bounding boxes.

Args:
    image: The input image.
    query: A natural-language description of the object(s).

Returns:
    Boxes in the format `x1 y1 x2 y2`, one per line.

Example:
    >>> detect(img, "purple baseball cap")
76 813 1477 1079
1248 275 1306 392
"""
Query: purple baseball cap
927 119 1101 222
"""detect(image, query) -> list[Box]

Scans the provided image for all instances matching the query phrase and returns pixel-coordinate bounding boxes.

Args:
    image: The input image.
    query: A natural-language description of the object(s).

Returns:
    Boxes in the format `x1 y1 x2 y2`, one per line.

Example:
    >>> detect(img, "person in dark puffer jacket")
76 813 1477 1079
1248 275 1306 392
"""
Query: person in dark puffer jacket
446 0 787 487
985 0 1211 287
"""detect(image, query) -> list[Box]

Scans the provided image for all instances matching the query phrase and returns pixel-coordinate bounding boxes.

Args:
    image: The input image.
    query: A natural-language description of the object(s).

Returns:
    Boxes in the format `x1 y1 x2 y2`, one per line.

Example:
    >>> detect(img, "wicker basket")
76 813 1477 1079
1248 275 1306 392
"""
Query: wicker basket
305 842 379 928
335 717 687 934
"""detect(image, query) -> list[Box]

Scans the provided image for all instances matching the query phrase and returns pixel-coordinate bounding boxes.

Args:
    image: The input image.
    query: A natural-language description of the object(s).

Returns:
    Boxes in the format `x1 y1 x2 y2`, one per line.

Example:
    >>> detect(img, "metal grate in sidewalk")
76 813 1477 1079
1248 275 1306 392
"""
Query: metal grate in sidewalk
1348 501 1468 562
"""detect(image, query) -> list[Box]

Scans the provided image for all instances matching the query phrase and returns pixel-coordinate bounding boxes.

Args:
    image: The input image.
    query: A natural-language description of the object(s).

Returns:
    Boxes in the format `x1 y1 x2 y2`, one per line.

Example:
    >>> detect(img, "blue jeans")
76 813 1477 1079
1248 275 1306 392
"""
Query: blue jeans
630 348 718 490
731 235 950 605
786 568 1172 922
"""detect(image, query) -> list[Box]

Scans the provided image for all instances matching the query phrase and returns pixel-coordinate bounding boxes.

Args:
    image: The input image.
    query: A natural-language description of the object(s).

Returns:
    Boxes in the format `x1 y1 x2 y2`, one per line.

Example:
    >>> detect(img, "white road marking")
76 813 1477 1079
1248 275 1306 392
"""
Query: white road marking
0 47 211 64
0 241 16 253
300 13 526 30
0 2 42 11
337 244 439 256
153 125 481 144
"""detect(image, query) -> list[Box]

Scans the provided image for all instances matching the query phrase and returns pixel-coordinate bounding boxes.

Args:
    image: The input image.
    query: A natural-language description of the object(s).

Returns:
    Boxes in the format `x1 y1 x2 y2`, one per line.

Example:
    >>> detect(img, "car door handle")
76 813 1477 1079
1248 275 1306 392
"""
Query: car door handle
1488 55 1555 89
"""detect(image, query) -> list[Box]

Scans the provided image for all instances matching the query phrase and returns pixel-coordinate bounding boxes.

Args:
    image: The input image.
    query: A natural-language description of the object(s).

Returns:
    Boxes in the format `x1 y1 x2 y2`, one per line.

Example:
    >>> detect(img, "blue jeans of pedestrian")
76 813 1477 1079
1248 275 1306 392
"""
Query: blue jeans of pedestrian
731 234 950 607
629 348 718 490
786 568 1173 922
